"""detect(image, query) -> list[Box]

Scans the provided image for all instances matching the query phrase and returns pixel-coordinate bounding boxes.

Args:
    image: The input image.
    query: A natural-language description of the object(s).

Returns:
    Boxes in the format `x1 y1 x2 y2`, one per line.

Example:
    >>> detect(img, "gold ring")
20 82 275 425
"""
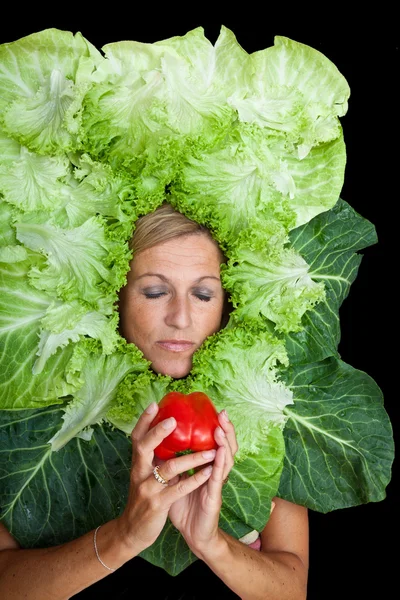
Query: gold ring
223 475 229 485
153 465 169 485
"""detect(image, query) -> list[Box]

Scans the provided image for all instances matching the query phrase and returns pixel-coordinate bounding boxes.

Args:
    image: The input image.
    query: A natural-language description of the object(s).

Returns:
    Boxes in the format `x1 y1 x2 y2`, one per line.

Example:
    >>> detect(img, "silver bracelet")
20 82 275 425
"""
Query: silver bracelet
94 525 116 572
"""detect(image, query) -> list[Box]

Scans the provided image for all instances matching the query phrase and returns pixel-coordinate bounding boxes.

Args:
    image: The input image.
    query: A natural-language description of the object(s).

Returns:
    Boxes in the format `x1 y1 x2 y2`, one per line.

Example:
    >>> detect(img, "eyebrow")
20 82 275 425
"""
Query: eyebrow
135 273 221 283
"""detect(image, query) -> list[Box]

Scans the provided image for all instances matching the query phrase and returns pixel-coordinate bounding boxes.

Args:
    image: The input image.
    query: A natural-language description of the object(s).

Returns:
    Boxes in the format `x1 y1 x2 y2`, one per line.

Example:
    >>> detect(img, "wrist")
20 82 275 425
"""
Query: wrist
113 516 148 558
191 528 229 563
94 518 142 571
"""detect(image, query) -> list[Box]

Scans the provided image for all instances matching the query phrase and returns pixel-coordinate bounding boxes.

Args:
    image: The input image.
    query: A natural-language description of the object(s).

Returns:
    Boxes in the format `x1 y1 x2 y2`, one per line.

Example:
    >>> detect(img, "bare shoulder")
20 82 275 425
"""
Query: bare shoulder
260 497 309 569
0 522 20 550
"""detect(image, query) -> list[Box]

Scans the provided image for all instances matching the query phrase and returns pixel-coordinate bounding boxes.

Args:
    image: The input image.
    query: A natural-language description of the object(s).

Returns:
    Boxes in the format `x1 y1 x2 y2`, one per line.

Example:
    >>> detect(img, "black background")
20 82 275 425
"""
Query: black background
1 15 398 600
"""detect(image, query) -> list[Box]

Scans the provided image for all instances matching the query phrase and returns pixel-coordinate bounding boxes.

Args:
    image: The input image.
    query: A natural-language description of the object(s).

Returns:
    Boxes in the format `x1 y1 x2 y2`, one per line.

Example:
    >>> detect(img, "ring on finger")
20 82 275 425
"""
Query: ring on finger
153 465 169 485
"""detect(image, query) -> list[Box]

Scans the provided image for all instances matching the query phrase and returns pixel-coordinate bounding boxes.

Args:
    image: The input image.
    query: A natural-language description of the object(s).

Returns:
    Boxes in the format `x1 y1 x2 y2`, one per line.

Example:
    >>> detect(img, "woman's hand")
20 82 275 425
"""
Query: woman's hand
168 409 238 556
116 402 215 555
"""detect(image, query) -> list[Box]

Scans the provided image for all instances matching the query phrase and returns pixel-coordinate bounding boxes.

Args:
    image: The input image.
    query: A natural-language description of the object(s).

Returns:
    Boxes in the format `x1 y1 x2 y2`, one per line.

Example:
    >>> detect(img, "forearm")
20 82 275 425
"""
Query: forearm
197 529 307 600
0 519 140 600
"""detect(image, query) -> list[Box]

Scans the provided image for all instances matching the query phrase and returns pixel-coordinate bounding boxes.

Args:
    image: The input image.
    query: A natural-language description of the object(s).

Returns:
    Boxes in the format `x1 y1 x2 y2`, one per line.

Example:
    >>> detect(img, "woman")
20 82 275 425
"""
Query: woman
0 204 309 599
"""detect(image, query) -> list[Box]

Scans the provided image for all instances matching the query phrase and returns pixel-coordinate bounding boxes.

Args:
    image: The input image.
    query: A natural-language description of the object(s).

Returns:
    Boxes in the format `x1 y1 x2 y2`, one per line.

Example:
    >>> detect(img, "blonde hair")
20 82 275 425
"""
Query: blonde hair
130 203 223 259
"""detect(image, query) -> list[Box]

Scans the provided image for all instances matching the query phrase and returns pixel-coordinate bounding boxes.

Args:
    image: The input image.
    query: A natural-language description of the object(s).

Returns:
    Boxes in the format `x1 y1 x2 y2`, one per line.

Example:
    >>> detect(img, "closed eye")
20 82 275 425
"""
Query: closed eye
195 293 212 302
143 291 167 299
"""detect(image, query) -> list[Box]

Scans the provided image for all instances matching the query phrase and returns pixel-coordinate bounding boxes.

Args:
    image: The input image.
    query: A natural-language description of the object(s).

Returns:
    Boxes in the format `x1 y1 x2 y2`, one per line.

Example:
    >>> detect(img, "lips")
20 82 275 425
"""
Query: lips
156 340 195 352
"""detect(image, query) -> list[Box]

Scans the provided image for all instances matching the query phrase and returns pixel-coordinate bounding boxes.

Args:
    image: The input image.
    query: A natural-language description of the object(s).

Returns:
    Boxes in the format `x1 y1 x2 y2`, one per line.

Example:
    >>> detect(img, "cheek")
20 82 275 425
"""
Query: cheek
199 302 225 336
122 301 153 346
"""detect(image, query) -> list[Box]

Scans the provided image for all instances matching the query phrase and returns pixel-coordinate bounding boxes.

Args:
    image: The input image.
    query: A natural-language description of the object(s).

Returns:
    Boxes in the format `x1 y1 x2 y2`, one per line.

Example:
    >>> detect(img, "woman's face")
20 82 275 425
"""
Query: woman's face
119 233 225 378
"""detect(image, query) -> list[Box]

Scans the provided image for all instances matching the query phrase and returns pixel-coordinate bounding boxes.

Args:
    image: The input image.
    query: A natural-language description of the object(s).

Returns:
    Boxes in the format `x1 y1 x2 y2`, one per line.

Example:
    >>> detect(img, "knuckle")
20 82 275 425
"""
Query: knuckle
135 482 160 509
163 459 177 478
225 458 234 472
130 431 140 447
134 442 146 459
147 494 159 510
224 419 235 433
135 480 147 499
150 423 166 442
226 419 235 431
175 478 188 495
147 489 164 511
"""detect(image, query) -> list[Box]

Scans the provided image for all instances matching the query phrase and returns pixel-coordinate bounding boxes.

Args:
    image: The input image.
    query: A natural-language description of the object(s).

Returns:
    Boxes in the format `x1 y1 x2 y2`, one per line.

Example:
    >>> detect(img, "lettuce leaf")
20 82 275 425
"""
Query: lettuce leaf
0 29 103 154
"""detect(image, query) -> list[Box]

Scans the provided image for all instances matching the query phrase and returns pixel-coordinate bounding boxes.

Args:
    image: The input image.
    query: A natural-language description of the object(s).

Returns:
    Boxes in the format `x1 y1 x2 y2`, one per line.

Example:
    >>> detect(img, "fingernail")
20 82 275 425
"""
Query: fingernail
162 417 176 429
221 410 229 422
145 402 157 414
218 426 225 437
203 465 213 476
202 449 216 459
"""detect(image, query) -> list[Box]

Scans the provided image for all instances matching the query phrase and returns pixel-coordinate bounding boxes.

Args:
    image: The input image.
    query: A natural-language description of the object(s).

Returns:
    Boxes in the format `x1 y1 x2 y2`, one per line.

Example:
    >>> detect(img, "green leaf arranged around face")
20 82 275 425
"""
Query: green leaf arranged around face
0 259 75 408
0 29 103 155
284 198 378 365
0 407 131 547
278 357 394 511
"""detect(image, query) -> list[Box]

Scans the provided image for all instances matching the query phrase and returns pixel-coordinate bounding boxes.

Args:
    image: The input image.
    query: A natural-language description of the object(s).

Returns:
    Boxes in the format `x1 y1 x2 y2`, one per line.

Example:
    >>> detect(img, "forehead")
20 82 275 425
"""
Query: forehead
131 234 223 275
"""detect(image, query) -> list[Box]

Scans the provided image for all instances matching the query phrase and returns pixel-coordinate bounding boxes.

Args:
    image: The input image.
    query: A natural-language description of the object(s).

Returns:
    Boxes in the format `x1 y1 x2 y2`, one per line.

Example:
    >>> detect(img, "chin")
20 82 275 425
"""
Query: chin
152 358 192 379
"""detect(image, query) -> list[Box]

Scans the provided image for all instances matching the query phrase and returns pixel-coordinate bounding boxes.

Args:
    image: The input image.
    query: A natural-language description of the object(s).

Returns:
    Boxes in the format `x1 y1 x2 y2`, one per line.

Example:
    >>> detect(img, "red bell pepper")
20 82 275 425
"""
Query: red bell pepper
150 391 220 460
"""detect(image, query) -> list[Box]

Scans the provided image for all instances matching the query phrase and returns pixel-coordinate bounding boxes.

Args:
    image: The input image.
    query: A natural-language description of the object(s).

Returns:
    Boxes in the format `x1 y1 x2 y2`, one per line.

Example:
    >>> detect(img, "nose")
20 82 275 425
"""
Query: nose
164 295 192 329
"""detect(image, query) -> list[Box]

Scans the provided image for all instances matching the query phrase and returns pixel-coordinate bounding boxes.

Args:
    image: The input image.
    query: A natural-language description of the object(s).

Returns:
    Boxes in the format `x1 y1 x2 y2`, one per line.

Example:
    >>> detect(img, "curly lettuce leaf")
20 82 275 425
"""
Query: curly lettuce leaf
172 128 346 246
0 143 136 233
48 340 149 451
183 325 291 459
0 146 70 212
0 257 76 408
231 35 349 154
33 303 120 375
82 27 236 155
222 223 325 333
106 371 172 433
0 29 103 154
15 215 129 306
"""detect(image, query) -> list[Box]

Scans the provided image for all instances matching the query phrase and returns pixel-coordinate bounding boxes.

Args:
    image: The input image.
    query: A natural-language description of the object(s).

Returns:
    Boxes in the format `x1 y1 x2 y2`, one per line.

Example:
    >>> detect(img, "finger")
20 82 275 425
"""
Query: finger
214 426 234 477
161 463 213 501
218 410 238 456
206 445 226 494
156 449 217 484
130 401 159 444
130 403 160 468
143 416 177 457
131 404 176 463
